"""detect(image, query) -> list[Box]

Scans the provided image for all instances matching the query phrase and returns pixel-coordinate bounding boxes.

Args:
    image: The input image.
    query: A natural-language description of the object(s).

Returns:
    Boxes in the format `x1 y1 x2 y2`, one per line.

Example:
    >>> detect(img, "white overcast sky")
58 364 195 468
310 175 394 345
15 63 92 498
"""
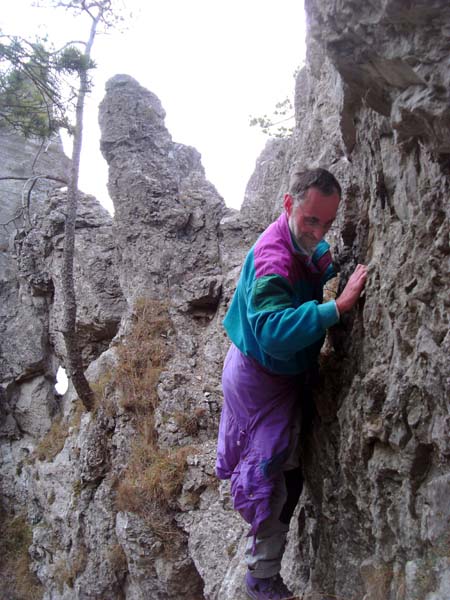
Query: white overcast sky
1 0 306 210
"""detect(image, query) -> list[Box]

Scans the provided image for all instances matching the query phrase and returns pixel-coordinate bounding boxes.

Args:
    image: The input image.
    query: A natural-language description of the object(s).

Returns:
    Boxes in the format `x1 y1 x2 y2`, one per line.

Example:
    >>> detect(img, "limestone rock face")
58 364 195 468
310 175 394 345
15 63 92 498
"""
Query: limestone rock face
99 74 226 304
240 138 289 229
307 0 450 155
0 129 69 383
0 132 125 597
242 2 449 599
0 2 449 599
16 191 125 366
96 74 249 599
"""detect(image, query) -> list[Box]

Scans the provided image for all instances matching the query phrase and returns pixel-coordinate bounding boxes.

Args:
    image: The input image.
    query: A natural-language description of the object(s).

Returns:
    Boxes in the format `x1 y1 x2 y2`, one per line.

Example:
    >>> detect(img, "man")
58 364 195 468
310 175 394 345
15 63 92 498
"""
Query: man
216 168 367 599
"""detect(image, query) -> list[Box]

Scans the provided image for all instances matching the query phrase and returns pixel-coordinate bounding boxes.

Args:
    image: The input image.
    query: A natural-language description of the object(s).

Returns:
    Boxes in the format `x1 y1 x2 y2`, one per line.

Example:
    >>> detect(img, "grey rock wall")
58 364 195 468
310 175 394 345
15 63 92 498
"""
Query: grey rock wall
0 130 126 598
233 2 449 598
239 2 450 598
96 74 252 599
0 2 449 599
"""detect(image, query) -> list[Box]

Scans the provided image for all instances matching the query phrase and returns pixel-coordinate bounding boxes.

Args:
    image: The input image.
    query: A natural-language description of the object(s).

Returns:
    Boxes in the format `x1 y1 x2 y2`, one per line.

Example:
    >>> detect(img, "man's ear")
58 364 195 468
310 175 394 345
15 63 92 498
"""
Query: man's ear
284 193 293 217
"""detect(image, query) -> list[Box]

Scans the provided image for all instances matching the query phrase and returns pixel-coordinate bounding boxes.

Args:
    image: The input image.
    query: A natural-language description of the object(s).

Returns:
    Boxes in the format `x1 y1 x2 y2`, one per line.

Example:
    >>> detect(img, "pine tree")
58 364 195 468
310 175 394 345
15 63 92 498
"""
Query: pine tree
0 0 125 411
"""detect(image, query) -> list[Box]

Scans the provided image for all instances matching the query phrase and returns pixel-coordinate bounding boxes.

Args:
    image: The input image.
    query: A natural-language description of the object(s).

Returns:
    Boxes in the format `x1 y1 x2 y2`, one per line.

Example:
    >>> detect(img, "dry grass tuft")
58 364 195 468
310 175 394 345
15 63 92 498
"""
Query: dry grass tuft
34 418 68 462
116 435 192 546
117 437 191 514
113 298 192 545
0 509 43 599
107 543 128 574
90 369 115 407
115 298 171 421
173 406 207 436
33 400 84 463
54 544 88 593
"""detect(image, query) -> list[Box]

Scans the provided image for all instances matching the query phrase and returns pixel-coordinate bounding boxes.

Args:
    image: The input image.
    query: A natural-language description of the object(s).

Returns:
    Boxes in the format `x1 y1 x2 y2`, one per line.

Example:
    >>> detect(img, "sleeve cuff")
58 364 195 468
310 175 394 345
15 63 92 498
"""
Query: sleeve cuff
318 300 340 329
334 300 340 320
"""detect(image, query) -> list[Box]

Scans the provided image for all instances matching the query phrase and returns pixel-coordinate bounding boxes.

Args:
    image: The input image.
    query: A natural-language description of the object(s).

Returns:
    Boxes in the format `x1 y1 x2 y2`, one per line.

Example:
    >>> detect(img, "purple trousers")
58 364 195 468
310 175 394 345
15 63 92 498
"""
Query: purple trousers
216 344 303 538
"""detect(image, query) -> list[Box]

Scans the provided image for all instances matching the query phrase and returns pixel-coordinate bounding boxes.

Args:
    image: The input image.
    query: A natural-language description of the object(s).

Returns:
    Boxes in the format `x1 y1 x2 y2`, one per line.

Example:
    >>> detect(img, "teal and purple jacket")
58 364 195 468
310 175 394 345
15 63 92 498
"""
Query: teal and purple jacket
223 212 339 374
217 213 339 535
217 212 339 535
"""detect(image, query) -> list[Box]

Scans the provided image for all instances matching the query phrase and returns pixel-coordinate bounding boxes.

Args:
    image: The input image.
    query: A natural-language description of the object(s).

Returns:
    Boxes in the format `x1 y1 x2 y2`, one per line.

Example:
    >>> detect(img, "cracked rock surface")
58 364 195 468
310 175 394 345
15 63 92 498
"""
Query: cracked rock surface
0 2 449 599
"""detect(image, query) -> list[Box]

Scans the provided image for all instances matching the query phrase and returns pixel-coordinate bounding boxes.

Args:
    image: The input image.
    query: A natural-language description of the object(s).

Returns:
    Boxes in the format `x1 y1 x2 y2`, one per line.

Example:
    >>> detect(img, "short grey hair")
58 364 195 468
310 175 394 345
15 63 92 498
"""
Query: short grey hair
288 168 342 202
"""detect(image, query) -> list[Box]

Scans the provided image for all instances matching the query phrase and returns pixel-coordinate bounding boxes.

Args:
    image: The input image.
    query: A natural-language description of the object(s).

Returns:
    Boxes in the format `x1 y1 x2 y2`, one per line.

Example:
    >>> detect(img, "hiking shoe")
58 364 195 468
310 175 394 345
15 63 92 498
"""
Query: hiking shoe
245 571 293 599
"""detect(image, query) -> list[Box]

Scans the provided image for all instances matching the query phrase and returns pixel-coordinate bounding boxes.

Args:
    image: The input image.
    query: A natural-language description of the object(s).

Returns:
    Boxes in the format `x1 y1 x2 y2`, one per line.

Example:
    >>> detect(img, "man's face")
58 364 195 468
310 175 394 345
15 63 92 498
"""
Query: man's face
284 187 340 254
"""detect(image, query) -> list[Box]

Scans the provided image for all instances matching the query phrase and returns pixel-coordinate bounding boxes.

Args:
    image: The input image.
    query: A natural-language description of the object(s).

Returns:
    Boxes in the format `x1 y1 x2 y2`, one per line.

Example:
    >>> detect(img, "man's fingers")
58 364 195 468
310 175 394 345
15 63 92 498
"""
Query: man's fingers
354 264 368 276
352 264 368 285
336 264 368 314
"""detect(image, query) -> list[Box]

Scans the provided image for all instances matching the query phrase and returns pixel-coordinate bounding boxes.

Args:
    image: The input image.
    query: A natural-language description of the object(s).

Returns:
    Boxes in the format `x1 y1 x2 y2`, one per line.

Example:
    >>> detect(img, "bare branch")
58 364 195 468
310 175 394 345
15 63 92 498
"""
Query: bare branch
23 177 37 227
51 40 89 53
31 137 46 172
0 173 68 230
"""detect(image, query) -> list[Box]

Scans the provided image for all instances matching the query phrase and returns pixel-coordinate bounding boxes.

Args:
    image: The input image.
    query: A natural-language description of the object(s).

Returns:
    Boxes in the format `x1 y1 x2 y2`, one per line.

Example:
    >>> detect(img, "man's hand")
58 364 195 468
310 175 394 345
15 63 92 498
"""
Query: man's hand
335 264 368 314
